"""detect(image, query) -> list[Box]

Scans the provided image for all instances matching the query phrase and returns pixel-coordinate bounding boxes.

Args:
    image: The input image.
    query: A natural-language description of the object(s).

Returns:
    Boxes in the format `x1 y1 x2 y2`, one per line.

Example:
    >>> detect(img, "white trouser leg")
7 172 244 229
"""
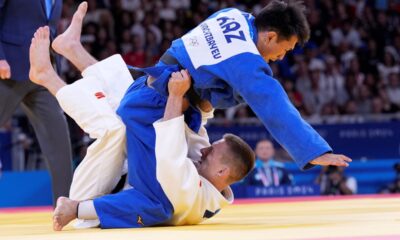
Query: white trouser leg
56 75 126 201
56 55 134 201
81 54 134 111
56 54 133 201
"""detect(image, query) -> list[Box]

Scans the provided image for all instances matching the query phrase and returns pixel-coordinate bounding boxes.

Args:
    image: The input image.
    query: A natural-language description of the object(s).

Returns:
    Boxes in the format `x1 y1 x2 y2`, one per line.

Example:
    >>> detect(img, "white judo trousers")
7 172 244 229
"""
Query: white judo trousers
55 55 133 201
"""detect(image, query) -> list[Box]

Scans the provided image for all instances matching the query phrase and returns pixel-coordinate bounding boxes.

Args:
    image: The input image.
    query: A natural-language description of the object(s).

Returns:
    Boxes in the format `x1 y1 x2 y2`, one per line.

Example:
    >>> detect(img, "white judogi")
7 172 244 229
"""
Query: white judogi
57 55 132 201
56 54 233 225
155 116 233 225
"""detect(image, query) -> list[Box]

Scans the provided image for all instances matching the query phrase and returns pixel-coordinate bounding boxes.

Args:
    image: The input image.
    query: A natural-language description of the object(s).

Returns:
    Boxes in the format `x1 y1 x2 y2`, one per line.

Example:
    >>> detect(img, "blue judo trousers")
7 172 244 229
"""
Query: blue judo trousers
93 66 202 228
93 75 174 228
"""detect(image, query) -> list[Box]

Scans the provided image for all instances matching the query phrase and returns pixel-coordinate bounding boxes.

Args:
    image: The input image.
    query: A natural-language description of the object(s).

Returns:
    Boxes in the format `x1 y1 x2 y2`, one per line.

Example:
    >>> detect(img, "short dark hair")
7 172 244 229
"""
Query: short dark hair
223 134 255 183
256 139 273 146
254 0 310 46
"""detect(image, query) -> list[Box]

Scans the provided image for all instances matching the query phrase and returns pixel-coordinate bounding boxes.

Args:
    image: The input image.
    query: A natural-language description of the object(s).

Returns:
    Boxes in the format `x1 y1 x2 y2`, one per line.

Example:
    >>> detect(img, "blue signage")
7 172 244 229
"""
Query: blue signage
231 184 320 198
207 122 400 159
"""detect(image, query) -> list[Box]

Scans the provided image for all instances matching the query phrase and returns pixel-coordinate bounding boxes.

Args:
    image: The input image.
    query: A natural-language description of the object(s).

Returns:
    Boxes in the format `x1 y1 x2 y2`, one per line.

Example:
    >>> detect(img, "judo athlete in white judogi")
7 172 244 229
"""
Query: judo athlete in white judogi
28 23 255 230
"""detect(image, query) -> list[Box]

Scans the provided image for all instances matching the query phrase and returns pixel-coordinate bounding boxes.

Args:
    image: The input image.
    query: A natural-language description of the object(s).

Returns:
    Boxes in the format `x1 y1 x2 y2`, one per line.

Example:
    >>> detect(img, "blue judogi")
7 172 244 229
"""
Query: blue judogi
142 8 332 169
93 8 332 228
93 76 174 228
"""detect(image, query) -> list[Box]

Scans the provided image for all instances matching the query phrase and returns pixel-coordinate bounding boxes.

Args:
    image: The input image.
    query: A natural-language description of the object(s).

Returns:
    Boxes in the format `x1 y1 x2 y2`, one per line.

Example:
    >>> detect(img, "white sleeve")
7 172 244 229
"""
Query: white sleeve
197 109 214 140
185 109 212 168
154 116 201 213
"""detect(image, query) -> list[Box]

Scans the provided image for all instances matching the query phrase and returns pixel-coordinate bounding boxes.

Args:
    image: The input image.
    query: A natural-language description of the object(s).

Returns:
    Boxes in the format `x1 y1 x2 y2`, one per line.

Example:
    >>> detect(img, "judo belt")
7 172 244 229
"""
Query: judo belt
145 52 183 87
159 52 182 68
128 67 146 80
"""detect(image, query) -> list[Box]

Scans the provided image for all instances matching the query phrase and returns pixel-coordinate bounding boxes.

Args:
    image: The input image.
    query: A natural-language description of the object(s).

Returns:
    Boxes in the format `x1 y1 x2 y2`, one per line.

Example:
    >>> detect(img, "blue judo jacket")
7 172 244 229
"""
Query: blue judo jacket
137 8 332 170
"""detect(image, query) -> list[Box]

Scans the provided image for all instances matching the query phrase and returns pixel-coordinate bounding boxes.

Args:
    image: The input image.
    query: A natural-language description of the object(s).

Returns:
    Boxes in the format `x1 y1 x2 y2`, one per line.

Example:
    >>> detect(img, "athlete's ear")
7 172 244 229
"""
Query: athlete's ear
217 167 230 177
266 31 278 43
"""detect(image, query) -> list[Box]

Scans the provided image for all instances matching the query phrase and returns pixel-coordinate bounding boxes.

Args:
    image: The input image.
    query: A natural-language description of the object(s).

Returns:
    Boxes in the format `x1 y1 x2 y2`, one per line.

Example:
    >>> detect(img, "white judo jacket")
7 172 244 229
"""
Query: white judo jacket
155 114 233 226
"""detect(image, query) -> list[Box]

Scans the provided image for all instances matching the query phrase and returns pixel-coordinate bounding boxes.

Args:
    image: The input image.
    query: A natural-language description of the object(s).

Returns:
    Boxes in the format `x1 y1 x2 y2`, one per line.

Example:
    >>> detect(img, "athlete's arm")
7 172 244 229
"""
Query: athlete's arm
154 70 201 213
163 70 191 121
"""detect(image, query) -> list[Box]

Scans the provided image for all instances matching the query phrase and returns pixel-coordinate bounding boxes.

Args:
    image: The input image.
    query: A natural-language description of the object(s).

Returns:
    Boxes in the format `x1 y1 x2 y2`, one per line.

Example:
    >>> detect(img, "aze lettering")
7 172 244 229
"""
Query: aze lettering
217 16 246 43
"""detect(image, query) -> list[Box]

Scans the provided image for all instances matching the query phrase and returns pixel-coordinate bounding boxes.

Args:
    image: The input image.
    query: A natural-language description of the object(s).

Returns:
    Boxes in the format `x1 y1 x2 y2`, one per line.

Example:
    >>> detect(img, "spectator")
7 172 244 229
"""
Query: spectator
377 47 400 84
123 34 146 67
356 85 372 115
120 29 133 54
371 96 385 114
324 55 346 105
319 102 341 124
283 79 304 110
315 166 357 195
233 105 255 125
121 0 141 12
378 87 400 113
158 1 177 21
380 163 400 193
386 72 400 106
245 140 293 187
294 59 311 98
84 0 114 37
331 19 363 49
302 65 327 115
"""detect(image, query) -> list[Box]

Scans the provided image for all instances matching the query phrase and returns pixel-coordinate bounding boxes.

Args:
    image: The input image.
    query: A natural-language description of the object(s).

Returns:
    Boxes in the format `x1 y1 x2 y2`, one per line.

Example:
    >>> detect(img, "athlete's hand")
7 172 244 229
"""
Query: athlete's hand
310 153 352 167
168 69 191 97
0 60 11 80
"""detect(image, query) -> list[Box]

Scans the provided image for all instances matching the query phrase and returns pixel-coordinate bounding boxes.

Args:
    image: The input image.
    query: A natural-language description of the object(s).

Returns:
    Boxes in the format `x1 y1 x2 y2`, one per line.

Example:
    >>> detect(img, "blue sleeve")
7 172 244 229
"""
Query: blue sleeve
210 53 332 170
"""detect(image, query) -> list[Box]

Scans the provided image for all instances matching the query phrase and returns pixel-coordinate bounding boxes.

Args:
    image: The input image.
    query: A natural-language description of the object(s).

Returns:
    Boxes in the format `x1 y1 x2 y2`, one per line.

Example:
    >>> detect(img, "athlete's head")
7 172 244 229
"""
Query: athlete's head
194 134 255 191
254 0 310 62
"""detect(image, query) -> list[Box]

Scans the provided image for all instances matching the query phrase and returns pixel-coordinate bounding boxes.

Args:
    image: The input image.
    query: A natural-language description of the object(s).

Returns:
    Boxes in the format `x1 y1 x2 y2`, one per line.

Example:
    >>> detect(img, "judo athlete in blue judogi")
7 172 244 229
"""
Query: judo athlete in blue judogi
92 0 351 228
127 1 350 170
36 0 351 230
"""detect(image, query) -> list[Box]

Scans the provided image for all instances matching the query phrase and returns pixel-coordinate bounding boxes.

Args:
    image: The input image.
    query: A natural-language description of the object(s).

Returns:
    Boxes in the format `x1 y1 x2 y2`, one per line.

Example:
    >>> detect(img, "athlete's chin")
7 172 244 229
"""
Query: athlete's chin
264 57 273 63
197 166 207 177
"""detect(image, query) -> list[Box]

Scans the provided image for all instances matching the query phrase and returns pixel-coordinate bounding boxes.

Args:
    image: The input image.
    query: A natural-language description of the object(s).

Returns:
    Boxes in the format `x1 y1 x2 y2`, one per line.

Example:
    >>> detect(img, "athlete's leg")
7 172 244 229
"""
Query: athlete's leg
53 1 133 110
29 26 66 95
52 2 97 72
30 26 127 201
53 187 172 230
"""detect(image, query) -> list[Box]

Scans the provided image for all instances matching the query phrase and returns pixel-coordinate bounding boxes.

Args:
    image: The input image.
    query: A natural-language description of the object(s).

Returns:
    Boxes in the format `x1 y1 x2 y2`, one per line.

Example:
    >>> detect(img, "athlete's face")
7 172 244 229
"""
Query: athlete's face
194 139 231 190
257 31 298 62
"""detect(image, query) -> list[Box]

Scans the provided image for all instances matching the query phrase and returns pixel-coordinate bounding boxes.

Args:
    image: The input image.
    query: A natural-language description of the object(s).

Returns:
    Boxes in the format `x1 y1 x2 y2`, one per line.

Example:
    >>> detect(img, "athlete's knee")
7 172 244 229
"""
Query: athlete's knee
104 122 126 137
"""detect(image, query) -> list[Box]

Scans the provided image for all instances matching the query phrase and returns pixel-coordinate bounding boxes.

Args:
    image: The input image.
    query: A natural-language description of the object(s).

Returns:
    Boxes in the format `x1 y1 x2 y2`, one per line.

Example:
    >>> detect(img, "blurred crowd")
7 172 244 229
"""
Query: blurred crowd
2 0 400 175
57 0 400 125
55 0 400 166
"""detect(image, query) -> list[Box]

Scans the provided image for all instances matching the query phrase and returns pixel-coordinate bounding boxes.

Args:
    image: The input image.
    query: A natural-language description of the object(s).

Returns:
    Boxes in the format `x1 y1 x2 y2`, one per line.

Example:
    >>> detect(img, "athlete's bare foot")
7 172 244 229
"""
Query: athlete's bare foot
53 197 79 231
51 1 87 58
29 26 55 86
